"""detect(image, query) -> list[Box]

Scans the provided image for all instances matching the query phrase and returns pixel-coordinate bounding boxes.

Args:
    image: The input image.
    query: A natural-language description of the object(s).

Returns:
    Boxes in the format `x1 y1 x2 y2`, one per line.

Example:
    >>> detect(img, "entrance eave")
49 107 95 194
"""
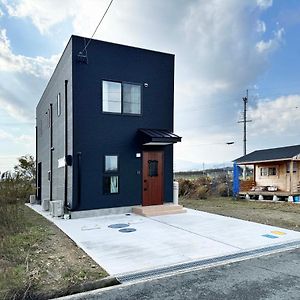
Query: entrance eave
143 142 173 146
138 128 182 146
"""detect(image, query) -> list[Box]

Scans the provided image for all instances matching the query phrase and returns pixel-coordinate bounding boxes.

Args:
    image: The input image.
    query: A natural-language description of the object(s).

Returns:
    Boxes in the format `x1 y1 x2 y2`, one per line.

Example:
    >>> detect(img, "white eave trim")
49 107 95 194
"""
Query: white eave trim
236 158 294 165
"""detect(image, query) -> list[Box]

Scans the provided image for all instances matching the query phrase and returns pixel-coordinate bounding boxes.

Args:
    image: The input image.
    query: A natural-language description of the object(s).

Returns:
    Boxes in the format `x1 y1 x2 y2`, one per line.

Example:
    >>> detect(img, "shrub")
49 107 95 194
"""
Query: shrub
178 179 196 197
194 185 210 199
216 183 228 197
0 155 36 238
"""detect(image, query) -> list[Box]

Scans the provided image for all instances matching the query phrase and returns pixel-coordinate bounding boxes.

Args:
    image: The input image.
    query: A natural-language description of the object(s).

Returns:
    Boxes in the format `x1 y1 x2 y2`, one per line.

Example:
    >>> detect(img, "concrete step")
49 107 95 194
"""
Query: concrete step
132 204 186 217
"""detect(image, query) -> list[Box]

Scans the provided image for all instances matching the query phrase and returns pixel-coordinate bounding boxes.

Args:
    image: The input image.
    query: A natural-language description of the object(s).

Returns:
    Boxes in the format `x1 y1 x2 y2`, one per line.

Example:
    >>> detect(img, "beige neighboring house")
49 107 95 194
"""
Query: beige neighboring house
235 144 300 200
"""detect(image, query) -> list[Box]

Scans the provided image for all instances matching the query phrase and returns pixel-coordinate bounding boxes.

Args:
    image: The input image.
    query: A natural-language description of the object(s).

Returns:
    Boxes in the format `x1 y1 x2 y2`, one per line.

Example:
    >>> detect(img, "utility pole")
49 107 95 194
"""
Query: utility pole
238 89 252 179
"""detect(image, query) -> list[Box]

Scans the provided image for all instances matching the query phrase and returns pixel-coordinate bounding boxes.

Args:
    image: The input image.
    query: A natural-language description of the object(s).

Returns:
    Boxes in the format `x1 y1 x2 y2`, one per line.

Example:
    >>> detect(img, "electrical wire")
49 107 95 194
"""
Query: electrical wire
80 0 114 54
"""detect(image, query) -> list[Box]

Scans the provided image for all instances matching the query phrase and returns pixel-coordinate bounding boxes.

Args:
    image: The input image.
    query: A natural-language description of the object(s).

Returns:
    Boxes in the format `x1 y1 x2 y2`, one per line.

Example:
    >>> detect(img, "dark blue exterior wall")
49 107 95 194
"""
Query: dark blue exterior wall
71 36 175 210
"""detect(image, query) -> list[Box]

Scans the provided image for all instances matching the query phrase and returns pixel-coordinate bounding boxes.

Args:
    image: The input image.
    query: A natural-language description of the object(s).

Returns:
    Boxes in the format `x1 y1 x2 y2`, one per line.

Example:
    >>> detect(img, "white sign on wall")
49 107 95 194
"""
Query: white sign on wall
58 157 66 168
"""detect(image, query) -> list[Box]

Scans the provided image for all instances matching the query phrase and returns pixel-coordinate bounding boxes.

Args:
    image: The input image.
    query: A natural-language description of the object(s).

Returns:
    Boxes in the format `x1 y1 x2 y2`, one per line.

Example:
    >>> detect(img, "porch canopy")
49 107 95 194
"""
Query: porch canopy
138 128 182 146
234 144 300 165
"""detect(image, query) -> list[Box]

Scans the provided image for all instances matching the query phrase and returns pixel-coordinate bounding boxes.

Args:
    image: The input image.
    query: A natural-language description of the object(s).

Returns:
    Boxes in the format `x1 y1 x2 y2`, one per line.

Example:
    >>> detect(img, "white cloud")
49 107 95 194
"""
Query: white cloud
2 0 113 35
0 128 12 140
0 128 34 147
248 95 300 135
2 0 73 34
0 96 30 121
0 28 59 78
0 7 3 17
256 20 266 33
257 0 273 10
256 28 284 53
0 26 59 122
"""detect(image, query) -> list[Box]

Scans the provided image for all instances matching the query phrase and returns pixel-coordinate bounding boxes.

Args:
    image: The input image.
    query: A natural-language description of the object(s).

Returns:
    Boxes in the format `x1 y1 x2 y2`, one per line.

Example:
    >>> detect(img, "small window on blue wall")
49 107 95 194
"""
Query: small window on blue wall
104 176 119 194
105 155 118 172
104 155 119 194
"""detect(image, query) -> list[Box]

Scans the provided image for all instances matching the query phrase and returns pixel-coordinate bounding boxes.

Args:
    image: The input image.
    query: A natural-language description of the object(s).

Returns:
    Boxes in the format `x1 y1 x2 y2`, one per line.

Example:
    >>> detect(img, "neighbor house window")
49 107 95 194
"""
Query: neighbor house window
268 167 276 176
103 155 119 194
293 161 297 173
260 167 268 176
57 93 61 116
102 80 141 115
286 162 290 173
260 167 277 177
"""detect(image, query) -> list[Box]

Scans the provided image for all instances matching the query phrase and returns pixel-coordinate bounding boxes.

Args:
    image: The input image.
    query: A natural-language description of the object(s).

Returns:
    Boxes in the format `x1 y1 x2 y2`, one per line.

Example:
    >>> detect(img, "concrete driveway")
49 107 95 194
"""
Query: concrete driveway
28 205 300 278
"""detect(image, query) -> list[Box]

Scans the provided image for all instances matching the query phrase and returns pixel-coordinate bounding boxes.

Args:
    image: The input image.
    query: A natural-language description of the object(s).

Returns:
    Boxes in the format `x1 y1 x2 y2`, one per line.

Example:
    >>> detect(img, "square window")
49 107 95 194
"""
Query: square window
123 83 141 114
268 167 276 176
105 155 118 172
102 81 121 113
104 176 119 194
260 167 268 176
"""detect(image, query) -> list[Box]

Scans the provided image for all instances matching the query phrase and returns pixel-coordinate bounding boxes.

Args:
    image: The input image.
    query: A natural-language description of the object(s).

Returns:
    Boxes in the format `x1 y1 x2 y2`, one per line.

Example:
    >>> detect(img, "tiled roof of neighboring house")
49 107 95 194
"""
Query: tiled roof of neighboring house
234 144 300 164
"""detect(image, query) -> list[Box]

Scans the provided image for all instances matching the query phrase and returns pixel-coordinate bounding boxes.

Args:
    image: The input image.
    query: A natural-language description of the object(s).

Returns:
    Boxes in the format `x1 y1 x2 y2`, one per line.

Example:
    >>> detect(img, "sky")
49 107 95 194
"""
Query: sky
1 0 300 172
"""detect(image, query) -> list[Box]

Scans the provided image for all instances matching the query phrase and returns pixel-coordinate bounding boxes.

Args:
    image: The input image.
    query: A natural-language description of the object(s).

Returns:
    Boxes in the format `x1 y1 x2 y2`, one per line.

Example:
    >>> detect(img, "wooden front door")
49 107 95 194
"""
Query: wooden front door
142 151 164 206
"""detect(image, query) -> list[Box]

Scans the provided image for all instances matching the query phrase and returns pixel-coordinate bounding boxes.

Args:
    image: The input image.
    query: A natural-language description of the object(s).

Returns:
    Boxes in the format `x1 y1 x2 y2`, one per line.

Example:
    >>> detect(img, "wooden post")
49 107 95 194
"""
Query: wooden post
253 164 256 185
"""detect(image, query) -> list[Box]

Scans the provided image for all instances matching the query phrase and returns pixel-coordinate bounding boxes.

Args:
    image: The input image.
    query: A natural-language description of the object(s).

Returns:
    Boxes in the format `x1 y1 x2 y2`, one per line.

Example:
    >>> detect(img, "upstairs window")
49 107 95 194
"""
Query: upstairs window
102 81 121 113
123 83 141 114
57 93 61 116
102 80 141 115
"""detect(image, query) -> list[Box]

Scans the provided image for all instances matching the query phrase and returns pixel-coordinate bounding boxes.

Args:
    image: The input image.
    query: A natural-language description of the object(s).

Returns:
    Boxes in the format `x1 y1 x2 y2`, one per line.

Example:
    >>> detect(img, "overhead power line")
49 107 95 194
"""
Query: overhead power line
78 0 114 60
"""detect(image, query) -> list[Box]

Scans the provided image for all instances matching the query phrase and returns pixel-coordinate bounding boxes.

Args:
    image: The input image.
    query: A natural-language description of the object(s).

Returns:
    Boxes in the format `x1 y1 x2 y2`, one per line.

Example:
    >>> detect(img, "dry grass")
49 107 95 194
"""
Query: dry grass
0 205 108 300
180 197 300 231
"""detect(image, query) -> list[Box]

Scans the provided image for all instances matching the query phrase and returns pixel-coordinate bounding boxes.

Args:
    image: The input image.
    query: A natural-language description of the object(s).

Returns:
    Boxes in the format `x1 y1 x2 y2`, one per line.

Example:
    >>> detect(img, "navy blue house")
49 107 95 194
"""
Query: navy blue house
36 35 181 216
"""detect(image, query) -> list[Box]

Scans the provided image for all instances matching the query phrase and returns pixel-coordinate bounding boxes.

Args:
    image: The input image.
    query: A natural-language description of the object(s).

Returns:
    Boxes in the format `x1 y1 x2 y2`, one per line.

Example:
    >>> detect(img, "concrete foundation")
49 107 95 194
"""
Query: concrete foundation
69 206 134 219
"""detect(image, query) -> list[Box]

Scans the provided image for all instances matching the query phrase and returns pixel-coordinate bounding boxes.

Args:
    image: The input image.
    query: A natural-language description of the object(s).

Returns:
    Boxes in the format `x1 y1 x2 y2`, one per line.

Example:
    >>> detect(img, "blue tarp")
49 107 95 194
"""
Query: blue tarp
233 162 239 197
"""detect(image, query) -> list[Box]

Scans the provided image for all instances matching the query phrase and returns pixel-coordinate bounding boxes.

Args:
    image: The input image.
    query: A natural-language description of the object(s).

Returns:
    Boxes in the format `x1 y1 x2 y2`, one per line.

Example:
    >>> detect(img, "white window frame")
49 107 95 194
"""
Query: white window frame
102 80 141 115
57 93 61 116
259 166 278 177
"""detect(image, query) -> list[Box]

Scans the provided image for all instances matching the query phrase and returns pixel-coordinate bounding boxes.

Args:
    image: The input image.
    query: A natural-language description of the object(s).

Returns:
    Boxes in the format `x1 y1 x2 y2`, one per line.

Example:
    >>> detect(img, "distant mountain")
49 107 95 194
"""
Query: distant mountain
174 159 233 172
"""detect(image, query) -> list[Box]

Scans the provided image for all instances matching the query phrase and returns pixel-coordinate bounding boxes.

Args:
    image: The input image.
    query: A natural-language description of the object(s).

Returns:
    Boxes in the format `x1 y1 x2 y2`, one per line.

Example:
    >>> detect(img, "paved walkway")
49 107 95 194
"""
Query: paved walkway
27 204 300 277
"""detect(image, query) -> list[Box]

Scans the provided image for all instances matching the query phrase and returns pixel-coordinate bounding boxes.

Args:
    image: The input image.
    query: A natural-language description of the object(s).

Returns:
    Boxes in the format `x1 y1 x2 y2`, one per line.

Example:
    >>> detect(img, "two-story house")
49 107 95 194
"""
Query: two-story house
36 35 181 217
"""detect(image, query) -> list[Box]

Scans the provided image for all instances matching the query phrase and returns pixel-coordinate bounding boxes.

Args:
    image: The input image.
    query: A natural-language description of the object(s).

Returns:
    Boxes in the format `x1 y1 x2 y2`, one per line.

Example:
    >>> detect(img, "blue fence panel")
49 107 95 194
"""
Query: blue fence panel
233 162 239 197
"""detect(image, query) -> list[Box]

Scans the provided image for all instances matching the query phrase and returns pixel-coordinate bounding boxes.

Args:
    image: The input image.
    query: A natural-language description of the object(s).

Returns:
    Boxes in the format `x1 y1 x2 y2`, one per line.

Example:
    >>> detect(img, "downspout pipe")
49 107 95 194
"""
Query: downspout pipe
64 80 69 210
75 152 82 210
49 103 53 202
